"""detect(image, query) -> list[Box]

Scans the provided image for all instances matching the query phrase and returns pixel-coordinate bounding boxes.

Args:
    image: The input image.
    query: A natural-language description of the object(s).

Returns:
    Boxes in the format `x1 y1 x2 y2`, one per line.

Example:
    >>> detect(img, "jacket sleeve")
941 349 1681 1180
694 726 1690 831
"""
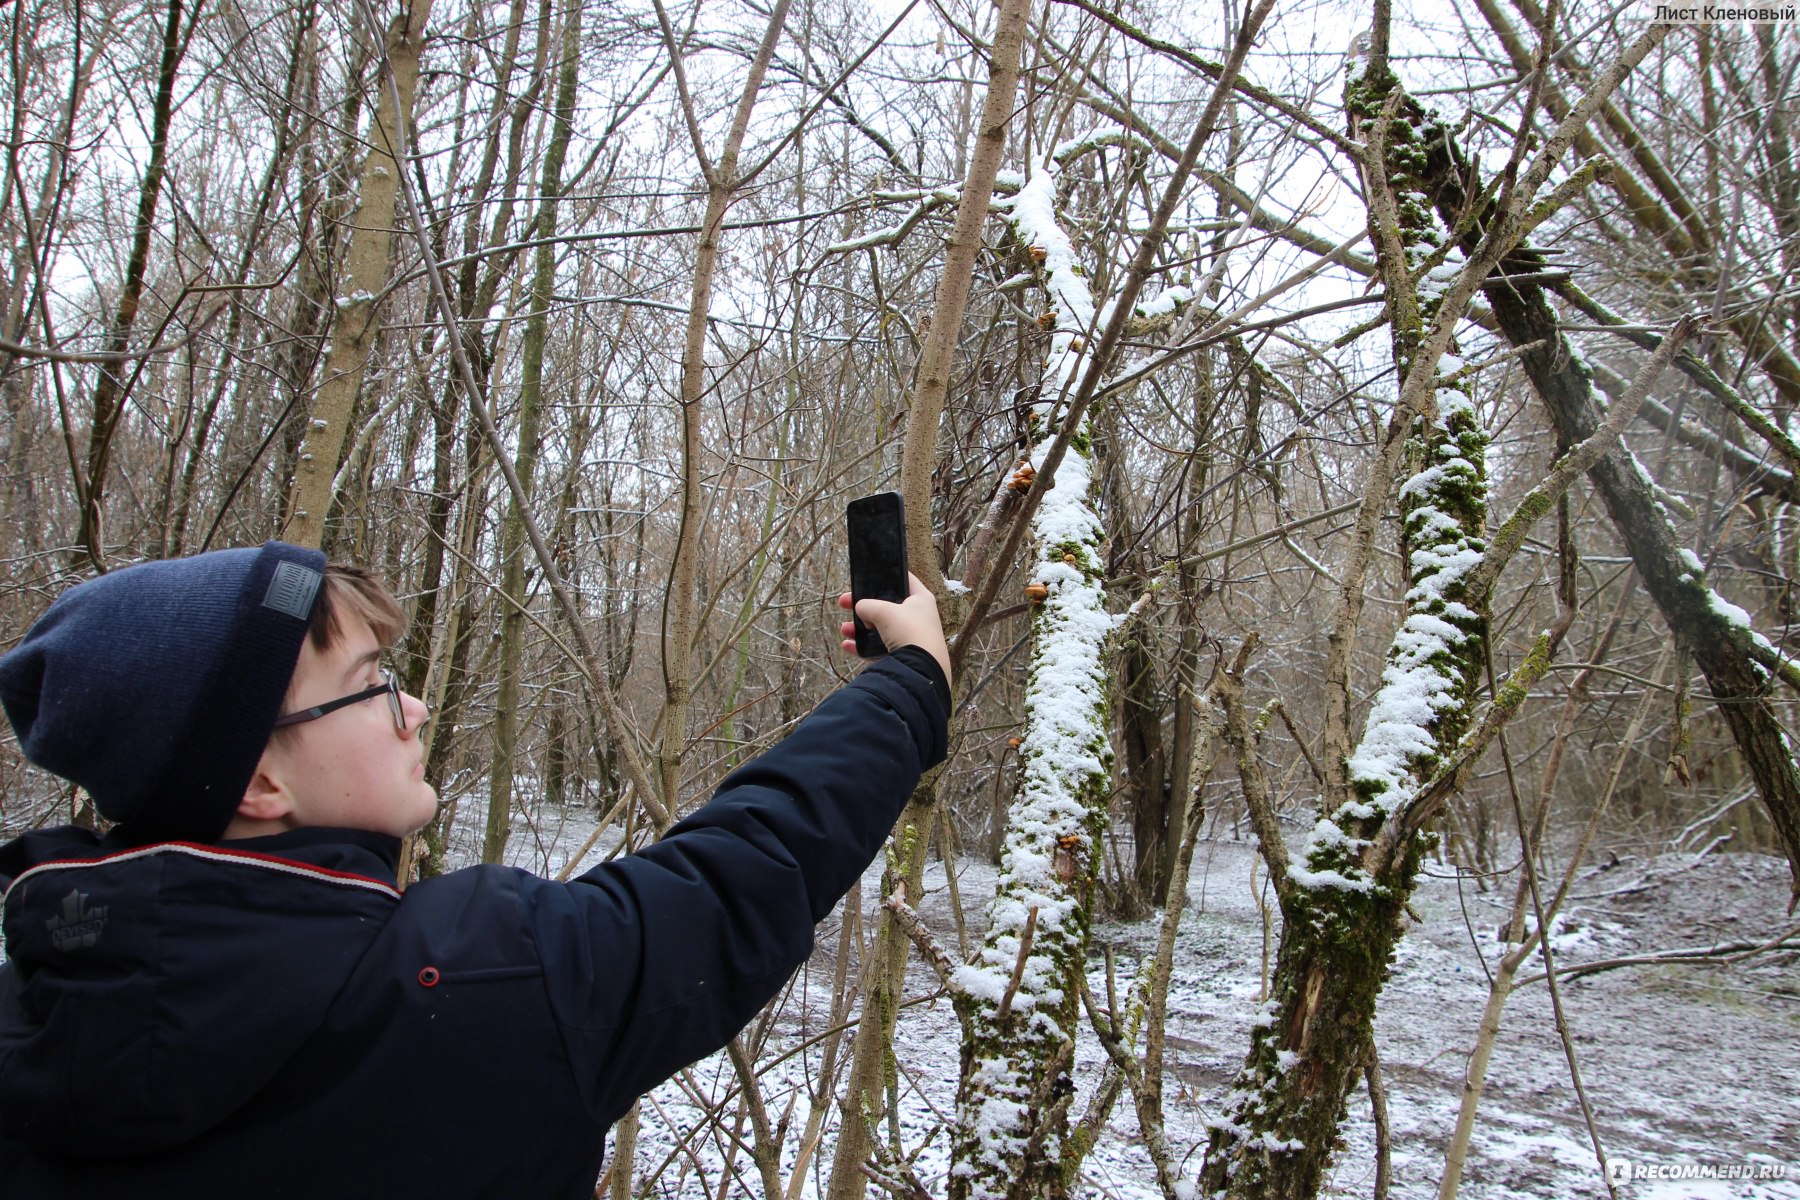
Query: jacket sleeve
520 654 947 1124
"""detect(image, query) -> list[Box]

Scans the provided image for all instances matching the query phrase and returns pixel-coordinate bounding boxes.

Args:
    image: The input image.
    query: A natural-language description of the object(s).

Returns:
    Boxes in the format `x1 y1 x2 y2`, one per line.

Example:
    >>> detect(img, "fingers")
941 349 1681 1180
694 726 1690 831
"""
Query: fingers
839 575 924 614
837 573 948 671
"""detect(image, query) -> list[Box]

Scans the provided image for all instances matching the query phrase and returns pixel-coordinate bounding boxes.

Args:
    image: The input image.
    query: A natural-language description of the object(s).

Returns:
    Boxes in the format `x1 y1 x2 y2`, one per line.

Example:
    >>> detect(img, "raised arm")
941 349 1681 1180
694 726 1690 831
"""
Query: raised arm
523 647 948 1123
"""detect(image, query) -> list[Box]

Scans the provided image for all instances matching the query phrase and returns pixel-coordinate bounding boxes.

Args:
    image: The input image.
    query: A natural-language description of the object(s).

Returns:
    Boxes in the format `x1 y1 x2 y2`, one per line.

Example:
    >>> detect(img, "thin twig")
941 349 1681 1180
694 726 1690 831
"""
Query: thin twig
1367 1042 1392 1200
1499 726 1616 1197
994 906 1039 1023
1516 930 1800 986
1217 634 1291 901
1270 700 1325 788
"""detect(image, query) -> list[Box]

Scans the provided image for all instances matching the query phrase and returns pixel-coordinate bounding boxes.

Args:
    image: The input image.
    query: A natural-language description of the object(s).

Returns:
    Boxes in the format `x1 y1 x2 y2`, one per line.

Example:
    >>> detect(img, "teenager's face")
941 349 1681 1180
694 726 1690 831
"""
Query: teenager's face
254 612 437 838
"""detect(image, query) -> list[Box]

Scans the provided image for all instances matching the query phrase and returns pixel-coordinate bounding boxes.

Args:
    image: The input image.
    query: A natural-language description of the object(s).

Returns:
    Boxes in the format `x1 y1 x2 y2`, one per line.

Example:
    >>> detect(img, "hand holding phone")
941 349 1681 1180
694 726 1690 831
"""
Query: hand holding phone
836 573 950 677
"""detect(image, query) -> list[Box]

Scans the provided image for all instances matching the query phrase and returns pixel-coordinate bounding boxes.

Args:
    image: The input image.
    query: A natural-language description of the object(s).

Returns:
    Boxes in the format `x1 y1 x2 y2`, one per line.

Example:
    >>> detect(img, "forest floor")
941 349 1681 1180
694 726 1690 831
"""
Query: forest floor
504 805 1800 1200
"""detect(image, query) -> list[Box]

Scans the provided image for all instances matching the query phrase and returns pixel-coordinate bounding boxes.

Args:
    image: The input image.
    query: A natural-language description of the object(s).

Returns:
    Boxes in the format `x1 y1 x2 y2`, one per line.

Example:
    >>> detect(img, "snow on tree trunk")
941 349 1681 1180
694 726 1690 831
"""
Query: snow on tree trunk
947 158 1117 1200
1199 66 1491 1200
1408 98 1800 902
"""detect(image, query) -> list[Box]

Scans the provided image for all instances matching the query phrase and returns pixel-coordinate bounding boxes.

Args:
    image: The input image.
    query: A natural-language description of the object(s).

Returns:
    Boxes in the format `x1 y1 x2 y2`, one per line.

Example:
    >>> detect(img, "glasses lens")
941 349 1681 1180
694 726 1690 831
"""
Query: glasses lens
385 672 406 733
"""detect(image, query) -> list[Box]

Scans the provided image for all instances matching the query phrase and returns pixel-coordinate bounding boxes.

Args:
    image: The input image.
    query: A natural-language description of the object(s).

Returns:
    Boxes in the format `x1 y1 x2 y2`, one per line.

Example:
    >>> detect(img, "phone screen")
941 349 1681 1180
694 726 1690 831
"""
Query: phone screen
847 492 908 656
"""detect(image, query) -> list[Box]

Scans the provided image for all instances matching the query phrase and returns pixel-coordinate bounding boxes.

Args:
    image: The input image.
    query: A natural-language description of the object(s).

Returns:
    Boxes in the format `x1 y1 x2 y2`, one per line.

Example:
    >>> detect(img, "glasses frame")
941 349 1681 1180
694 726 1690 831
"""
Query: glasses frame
273 670 406 733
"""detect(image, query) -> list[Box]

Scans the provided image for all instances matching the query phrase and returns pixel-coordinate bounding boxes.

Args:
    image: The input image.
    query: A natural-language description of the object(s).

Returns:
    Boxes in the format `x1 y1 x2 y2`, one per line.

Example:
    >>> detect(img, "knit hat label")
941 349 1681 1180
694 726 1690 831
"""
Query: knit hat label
263 562 321 622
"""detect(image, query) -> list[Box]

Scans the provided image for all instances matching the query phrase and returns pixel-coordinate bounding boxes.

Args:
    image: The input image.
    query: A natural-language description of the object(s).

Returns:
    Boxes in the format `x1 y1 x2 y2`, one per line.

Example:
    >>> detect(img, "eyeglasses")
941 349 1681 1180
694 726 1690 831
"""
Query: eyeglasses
273 670 407 733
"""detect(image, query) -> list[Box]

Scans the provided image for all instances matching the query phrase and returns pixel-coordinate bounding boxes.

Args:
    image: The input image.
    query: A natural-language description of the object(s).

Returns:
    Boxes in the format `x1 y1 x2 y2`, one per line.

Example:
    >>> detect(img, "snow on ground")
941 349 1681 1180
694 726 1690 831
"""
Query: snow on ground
465 798 1800 1199
1321 841 1798 1200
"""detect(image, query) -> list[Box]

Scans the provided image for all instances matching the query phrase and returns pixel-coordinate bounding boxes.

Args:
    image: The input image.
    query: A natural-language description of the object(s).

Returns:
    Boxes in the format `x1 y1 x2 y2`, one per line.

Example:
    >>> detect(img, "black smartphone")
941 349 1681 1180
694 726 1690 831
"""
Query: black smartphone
847 492 909 657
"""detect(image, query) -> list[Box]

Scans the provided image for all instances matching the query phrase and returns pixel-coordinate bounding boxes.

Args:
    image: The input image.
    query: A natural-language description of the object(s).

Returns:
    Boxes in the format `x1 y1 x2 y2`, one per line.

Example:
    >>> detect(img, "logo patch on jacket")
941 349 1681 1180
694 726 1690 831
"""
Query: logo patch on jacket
47 888 108 951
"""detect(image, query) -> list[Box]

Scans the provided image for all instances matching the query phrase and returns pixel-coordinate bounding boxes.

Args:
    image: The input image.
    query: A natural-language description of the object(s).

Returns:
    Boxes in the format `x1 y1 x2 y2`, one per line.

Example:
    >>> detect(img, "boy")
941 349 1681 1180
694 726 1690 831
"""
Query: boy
0 540 950 1197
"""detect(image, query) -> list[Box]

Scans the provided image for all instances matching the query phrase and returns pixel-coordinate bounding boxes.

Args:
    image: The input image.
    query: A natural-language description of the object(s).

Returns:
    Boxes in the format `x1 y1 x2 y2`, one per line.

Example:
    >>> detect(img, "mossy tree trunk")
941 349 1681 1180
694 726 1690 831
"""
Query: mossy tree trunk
1199 20 1672 1194
947 148 1148 1200
1199 52 1492 1200
1367 41 1800 901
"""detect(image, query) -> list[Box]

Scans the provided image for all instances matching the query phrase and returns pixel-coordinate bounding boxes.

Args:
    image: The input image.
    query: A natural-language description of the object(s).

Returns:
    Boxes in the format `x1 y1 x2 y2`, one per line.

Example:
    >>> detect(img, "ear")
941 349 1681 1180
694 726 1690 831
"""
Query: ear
235 750 299 825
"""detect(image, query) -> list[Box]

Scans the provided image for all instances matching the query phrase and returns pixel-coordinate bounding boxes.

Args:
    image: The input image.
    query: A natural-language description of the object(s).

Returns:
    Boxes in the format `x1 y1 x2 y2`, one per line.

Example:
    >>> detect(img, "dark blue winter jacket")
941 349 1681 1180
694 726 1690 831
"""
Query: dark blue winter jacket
0 652 948 1198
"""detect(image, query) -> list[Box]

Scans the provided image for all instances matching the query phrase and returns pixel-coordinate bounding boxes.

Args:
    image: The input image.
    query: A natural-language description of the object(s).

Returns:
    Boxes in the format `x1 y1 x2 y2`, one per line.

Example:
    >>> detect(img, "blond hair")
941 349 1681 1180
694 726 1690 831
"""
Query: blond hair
309 565 406 651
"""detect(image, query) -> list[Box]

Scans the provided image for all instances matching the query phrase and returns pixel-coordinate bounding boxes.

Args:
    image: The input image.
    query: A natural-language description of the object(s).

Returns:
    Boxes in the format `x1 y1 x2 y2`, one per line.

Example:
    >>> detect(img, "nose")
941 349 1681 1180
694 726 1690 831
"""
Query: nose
400 689 430 735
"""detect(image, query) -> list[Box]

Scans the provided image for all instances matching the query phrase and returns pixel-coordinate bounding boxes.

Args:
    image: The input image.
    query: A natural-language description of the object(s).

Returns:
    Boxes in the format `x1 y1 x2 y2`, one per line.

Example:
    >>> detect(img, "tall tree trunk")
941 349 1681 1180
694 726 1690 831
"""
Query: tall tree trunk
825 4 1034 1194
658 0 792 814
949 158 1115 1200
252 8 369 545
1199 48 1494 1198
1116 623 1167 916
1159 386 1215 899
1 0 113 558
170 0 320 556
283 0 431 549
77 0 190 569
413 428 489 882
399 0 535 699
1199 24 1670 1192
484 0 574 864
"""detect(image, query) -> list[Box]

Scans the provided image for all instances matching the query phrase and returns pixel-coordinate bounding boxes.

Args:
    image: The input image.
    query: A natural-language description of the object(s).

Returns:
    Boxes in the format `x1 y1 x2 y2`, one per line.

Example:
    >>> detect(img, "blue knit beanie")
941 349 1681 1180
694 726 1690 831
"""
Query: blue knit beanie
0 542 327 843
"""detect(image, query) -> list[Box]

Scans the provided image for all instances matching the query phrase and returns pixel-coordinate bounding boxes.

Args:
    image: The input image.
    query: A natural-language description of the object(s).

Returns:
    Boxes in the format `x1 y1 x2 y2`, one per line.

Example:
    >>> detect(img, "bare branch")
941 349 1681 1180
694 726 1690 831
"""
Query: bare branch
1465 314 1698 603
1216 635 1291 906
881 883 961 991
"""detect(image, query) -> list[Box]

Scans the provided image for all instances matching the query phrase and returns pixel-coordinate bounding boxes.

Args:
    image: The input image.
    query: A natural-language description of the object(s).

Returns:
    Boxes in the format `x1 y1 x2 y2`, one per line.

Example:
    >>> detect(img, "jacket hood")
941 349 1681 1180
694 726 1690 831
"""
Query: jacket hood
0 826 400 1157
